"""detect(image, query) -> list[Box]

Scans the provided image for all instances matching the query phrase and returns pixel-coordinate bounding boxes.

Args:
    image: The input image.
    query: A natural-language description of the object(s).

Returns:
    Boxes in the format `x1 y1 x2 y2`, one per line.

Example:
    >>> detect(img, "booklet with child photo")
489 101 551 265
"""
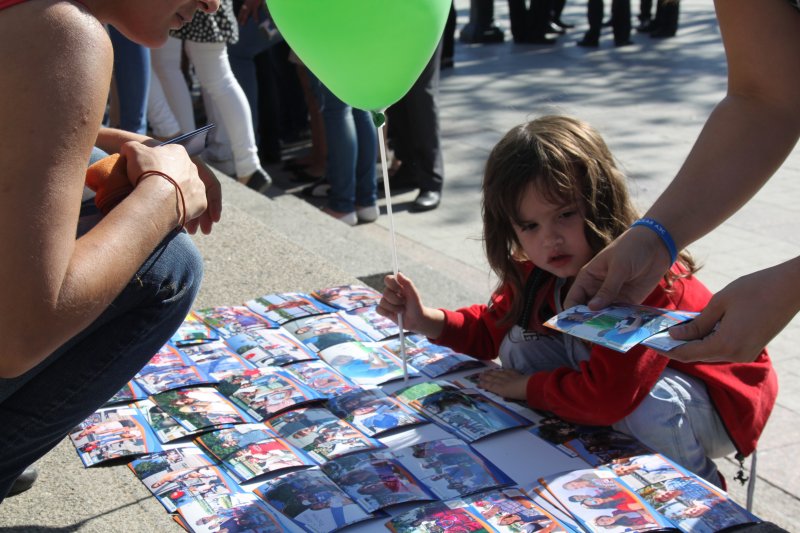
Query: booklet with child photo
320 450 437 512
193 305 278 338
253 467 378 532
245 291 338 325
69 406 163 466
195 424 316 482
393 381 534 443
544 303 698 353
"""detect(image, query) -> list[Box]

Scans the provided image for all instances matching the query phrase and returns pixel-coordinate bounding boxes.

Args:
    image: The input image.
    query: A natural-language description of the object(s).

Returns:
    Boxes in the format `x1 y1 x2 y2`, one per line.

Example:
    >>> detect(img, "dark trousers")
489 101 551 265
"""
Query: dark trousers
586 0 631 43
507 0 551 41
386 40 444 193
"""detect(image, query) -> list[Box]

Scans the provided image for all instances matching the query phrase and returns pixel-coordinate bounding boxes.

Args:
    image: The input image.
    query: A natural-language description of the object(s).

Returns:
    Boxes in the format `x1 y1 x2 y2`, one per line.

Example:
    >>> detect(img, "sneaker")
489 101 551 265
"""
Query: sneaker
322 207 357 226
302 178 330 198
356 205 380 223
8 466 37 497
241 168 272 194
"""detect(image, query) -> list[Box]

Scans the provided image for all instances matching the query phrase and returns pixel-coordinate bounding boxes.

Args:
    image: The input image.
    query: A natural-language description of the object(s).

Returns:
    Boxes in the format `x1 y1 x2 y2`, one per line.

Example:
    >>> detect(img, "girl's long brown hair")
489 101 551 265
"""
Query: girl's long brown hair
482 116 696 327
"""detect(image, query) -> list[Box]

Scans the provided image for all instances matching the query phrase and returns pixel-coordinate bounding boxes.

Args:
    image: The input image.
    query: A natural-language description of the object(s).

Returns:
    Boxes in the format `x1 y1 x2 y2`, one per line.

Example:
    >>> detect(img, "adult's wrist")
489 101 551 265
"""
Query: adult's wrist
631 218 678 265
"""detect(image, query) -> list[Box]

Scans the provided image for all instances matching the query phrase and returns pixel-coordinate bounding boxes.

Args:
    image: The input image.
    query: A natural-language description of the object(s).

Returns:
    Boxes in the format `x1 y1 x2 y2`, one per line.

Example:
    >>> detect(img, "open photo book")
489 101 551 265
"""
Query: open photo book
544 303 698 353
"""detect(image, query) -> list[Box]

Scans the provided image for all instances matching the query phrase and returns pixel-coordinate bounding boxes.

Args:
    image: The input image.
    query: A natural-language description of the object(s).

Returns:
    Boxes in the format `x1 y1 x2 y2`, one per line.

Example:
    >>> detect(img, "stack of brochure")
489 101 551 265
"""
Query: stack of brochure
66 285 763 533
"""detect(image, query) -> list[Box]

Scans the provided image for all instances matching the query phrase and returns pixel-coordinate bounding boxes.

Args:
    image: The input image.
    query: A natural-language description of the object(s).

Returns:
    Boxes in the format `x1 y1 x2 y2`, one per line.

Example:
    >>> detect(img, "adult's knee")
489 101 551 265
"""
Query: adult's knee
138 231 204 319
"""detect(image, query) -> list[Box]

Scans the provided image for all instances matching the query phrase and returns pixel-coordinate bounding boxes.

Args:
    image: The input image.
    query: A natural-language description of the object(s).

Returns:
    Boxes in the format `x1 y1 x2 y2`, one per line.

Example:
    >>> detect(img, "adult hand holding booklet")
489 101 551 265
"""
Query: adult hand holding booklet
545 304 698 353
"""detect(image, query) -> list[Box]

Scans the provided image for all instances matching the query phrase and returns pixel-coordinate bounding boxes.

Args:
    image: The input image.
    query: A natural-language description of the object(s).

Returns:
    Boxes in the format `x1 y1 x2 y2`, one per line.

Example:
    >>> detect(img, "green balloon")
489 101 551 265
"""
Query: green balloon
268 0 450 111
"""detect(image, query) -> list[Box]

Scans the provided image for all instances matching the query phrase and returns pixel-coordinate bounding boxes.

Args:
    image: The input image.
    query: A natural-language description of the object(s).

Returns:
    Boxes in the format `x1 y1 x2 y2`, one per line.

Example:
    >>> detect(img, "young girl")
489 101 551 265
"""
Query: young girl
378 115 777 486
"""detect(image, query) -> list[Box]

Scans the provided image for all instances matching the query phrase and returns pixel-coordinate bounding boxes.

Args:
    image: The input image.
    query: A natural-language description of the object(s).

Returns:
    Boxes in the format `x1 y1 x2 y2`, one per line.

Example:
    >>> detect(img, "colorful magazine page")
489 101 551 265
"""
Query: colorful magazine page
150 386 257 432
284 313 372 353
318 341 418 387
177 492 305 533
394 381 534 442
137 342 188 376
383 334 486 378
214 367 326 421
561 426 652 467
285 360 360 398
68 406 162 466
136 399 193 443
528 416 585 459
104 380 147 406
326 388 427 437
129 445 216 496
544 304 697 353
524 484 583 531
194 305 277 337
467 488 576 532
223 437 316 482
266 406 384 463
253 468 377 533
338 307 401 341
606 453 690 492
134 364 213 396
194 424 277 460
310 284 382 311
245 291 338 325
227 328 319 367
170 312 220 346
638 475 758 533
321 450 436 512
387 500 494 533
150 463 245 514
539 468 673 532
392 438 514 500
177 340 250 373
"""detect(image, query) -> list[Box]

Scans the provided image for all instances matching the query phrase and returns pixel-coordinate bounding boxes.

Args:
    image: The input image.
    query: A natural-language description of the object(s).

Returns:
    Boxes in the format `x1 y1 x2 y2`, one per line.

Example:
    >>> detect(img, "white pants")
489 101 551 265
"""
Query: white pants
150 37 259 178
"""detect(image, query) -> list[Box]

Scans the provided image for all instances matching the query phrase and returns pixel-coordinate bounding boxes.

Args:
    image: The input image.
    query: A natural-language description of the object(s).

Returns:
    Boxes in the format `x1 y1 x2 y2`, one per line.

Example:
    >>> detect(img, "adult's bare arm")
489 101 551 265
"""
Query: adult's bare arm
0 6 205 377
567 0 800 311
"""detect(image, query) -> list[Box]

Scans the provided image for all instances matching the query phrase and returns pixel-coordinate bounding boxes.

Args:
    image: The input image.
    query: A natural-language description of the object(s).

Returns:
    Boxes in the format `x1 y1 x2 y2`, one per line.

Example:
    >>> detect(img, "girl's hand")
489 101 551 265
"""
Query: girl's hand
121 141 208 226
377 272 445 339
478 369 529 401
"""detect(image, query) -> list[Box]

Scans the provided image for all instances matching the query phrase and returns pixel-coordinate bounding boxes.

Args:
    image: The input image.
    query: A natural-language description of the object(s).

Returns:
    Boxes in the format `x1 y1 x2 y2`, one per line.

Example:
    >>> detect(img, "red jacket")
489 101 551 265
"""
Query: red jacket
435 261 777 457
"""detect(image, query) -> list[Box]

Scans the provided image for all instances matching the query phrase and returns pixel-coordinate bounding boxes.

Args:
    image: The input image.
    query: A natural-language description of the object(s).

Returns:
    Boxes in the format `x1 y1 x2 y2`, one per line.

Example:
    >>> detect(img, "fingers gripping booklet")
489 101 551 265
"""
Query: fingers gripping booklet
544 304 698 353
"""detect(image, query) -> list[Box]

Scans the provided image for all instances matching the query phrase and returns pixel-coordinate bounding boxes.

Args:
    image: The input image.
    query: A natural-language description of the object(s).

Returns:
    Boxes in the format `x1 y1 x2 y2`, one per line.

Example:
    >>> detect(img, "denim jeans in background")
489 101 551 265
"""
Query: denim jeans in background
109 26 150 135
310 72 377 213
0 208 203 500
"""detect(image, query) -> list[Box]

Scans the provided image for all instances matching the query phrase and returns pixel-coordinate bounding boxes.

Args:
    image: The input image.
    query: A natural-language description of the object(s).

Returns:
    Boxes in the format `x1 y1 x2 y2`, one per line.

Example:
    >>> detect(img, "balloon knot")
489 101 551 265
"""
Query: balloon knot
371 110 386 128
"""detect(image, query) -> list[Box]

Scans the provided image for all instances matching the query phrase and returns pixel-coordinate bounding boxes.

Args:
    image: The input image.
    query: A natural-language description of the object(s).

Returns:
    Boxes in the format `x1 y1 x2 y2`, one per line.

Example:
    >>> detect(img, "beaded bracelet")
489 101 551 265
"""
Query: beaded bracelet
631 217 677 265
135 170 186 230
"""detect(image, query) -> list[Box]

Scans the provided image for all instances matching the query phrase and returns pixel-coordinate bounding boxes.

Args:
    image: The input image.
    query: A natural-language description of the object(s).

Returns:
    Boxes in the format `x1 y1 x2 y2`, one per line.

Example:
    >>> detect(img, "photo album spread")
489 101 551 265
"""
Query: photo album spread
67 284 763 533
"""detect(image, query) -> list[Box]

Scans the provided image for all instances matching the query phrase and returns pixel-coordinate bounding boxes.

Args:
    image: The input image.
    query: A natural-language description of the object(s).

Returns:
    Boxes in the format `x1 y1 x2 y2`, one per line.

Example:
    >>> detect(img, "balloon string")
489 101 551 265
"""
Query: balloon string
377 122 408 383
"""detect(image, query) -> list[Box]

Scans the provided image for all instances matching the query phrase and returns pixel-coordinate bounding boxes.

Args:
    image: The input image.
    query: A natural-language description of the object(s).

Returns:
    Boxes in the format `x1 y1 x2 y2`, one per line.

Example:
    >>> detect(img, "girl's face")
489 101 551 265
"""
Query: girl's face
512 183 593 279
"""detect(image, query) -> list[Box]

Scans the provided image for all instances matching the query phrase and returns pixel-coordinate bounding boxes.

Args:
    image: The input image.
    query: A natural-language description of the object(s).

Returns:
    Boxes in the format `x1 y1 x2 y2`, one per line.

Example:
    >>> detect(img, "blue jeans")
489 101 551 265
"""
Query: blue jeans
0 210 203 500
109 26 151 135
310 72 377 213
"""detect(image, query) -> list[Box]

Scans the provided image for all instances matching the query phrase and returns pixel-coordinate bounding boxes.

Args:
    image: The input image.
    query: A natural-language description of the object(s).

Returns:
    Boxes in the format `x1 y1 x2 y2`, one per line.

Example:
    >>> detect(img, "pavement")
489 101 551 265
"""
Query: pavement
1 0 798 530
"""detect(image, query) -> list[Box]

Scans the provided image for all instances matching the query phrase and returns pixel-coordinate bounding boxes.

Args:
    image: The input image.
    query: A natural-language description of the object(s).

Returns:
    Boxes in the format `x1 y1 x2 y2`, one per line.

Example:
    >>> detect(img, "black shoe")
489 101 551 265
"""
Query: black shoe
554 19 575 29
8 467 37 497
243 168 272 194
546 22 566 35
650 28 676 38
290 167 324 183
614 39 634 47
577 37 599 47
520 34 558 45
637 19 656 32
411 190 441 212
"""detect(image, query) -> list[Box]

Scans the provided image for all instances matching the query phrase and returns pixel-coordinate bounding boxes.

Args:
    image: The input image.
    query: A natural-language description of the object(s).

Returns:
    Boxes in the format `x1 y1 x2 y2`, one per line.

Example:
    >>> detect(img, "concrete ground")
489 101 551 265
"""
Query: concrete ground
1 0 797 530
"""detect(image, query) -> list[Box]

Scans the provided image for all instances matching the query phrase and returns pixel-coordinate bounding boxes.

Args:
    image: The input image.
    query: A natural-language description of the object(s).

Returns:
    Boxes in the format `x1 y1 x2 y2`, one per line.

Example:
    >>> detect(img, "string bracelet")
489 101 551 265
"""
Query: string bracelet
136 170 186 231
631 217 678 265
